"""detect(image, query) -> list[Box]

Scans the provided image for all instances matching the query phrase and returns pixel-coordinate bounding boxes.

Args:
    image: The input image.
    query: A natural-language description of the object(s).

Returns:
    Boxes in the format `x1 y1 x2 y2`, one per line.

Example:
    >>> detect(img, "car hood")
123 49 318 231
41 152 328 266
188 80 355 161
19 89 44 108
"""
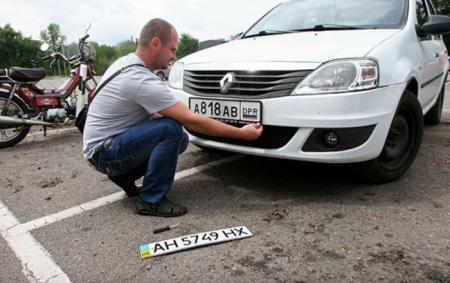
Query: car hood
182 30 399 65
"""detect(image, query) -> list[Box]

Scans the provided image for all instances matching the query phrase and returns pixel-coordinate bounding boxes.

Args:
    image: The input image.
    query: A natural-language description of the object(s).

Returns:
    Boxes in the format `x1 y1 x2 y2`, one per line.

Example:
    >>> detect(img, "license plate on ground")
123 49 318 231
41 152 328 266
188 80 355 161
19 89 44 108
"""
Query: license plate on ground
138 226 253 259
189 98 261 123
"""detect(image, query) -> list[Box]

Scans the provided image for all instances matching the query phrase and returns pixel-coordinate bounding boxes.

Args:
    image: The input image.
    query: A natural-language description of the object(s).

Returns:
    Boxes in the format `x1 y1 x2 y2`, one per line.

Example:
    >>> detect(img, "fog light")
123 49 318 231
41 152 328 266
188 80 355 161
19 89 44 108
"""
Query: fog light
323 132 339 148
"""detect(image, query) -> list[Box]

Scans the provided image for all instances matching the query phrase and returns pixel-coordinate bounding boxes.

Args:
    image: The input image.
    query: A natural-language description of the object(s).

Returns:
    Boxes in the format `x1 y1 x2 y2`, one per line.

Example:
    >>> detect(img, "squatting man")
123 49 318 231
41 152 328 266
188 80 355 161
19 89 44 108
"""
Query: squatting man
83 18 263 217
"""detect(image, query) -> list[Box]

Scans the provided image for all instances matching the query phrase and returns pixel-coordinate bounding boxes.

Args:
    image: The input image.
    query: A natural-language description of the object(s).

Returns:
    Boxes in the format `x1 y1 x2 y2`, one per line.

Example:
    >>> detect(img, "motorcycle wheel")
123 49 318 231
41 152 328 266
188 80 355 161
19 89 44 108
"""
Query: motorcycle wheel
0 92 31 148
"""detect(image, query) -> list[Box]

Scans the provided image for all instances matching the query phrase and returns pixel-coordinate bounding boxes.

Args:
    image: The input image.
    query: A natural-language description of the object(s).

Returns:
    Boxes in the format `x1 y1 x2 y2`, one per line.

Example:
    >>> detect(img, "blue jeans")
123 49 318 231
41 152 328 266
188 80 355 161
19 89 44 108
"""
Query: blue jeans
89 118 188 203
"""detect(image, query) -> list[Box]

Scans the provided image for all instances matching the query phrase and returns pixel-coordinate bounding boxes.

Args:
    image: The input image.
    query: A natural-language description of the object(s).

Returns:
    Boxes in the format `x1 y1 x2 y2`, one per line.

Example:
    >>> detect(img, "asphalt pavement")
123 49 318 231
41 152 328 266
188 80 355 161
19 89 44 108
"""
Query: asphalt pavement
0 84 449 282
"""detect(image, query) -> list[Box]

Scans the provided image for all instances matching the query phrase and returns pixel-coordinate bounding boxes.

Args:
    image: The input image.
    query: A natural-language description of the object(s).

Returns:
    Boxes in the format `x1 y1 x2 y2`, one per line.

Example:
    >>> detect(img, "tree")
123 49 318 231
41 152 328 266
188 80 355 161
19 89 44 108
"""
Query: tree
434 0 450 15
0 24 41 68
177 33 199 59
115 37 137 58
64 42 80 58
90 42 117 74
40 23 67 75
434 0 450 49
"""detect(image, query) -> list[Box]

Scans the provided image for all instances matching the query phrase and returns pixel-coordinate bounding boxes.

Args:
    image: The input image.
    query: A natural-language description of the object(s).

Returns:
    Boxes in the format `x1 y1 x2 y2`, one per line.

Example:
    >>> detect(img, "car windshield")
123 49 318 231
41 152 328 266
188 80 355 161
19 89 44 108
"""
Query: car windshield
244 0 408 37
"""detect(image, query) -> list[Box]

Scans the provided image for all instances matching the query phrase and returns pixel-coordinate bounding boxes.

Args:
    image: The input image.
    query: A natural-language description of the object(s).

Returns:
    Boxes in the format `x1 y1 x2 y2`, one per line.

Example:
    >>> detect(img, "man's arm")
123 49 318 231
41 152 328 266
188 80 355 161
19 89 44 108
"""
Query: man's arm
158 102 263 141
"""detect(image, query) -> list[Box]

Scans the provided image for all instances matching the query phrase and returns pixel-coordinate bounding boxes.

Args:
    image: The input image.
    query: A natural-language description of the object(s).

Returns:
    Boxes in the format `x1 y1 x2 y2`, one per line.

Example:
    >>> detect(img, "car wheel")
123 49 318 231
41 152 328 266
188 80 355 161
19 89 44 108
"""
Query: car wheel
424 80 446 126
157 72 165 81
357 90 423 184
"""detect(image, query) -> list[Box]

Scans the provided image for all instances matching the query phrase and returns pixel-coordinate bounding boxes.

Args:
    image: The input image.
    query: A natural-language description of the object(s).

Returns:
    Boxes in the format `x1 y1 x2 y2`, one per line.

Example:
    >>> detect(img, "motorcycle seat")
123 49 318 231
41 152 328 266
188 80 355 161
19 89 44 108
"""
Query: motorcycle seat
9 67 46 82
0 69 7 77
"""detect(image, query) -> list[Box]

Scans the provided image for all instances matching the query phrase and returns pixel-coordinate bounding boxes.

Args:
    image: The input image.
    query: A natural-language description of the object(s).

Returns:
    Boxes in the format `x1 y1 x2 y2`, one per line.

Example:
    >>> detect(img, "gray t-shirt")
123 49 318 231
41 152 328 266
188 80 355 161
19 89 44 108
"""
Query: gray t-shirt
82 53 178 159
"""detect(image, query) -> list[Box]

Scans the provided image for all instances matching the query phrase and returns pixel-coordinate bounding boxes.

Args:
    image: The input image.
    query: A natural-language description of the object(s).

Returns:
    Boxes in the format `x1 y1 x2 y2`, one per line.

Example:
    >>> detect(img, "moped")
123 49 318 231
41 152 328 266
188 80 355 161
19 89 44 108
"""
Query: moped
0 26 97 148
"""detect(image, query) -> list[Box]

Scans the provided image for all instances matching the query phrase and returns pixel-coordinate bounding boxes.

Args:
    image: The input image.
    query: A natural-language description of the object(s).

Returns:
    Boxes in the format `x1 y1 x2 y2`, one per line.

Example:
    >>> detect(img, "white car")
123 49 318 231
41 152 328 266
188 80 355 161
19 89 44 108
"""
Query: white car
169 0 450 183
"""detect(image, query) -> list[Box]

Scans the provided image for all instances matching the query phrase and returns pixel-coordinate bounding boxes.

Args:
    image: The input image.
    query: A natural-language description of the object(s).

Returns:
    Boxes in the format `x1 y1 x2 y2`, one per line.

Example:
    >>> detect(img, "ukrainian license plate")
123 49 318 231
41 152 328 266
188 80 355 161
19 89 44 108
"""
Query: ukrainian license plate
189 98 261 123
138 226 253 259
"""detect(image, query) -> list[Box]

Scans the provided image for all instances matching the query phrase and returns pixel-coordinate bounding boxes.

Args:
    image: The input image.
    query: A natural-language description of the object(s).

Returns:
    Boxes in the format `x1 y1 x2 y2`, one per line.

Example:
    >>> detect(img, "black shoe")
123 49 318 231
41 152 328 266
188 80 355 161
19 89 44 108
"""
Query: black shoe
108 175 139 197
136 197 188 217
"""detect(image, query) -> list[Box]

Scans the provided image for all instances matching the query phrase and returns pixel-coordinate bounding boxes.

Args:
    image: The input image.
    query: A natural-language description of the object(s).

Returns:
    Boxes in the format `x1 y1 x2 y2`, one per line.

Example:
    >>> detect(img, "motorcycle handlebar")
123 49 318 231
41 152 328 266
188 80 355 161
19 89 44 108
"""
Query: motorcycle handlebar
78 34 91 61
49 59 56 68
42 33 92 67
43 52 69 66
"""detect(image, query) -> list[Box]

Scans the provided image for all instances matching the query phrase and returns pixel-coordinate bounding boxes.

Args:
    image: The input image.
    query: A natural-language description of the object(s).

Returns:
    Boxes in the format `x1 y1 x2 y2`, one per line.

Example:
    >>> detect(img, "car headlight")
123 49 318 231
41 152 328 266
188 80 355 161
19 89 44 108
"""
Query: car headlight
292 59 378 95
168 62 184 90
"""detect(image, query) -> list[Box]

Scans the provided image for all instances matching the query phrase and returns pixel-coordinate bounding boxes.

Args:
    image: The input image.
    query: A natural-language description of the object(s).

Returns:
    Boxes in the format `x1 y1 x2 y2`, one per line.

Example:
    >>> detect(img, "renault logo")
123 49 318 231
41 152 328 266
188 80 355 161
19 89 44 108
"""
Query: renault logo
220 72 235 94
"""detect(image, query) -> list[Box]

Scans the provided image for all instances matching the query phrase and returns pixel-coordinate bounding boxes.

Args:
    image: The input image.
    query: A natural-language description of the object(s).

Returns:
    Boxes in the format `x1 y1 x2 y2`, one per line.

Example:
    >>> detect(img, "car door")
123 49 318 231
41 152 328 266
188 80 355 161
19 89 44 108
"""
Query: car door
415 0 446 108
425 0 449 76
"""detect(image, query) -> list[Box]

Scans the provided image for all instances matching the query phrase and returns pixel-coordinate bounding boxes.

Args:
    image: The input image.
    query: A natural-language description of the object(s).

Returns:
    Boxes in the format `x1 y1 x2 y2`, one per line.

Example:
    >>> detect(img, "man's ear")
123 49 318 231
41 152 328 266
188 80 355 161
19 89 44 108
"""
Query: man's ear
150 37 161 49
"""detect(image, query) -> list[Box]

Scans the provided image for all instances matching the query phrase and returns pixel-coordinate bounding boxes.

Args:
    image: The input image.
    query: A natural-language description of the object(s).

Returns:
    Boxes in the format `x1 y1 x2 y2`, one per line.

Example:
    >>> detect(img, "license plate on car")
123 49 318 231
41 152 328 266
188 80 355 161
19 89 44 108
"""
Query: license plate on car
189 98 261 123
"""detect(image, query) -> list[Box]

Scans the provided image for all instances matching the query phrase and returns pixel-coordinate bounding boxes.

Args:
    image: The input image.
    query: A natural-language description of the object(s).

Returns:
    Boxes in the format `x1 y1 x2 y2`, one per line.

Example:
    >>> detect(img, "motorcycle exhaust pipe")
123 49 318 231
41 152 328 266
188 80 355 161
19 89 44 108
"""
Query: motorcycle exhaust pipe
0 116 56 127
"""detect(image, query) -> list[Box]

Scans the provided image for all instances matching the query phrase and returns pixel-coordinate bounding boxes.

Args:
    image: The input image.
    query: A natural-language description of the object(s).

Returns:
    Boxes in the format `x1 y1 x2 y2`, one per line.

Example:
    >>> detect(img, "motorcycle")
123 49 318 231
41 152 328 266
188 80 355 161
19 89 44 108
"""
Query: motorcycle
0 25 97 148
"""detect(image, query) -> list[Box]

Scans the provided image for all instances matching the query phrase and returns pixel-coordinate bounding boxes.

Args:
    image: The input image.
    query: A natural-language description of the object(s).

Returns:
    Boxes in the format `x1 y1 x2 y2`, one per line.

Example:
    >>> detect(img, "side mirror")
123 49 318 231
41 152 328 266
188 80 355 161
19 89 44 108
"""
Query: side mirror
40 43 49 52
422 15 450 35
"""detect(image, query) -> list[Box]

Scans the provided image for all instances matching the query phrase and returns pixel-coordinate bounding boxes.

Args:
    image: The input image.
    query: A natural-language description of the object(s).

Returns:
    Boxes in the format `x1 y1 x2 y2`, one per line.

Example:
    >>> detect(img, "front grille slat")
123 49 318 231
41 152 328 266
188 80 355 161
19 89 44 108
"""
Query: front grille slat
229 83 297 92
237 77 301 85
184 81 221 90
183 69 312 98
186 76 299 85
185 77 221 84
185 74 224 78
235 70 311 79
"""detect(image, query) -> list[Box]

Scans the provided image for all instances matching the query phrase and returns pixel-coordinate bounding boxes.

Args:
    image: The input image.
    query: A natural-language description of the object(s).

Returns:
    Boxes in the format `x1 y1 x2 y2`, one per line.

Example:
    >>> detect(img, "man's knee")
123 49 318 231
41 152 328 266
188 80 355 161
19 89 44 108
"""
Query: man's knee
179 132 189 154
162 118 183 137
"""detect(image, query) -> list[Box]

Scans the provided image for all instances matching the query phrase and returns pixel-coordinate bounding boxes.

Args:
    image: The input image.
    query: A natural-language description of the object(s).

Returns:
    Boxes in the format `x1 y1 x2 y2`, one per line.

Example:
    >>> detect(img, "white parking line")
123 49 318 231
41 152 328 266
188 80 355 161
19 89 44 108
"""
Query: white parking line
0 201 71 283
1 155 242 283
12 155 243 234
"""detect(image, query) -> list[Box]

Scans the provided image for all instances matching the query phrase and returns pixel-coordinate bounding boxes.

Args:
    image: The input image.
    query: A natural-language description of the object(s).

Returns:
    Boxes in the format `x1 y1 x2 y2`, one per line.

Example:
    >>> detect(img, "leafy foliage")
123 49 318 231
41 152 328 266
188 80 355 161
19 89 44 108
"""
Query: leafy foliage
434 0 450 49
40 23 65 53
0 24 42 68
1 24 196 75
176 33 199 59
90 42 117 75
40 23 68 75
433 0 450 15
115 37 137 57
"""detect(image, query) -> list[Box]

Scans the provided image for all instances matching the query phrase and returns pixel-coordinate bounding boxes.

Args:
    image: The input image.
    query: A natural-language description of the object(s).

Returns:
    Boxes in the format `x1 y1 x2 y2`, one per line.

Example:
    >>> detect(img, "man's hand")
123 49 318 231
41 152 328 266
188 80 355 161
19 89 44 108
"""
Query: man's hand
240 123 263 140
159 102 264 140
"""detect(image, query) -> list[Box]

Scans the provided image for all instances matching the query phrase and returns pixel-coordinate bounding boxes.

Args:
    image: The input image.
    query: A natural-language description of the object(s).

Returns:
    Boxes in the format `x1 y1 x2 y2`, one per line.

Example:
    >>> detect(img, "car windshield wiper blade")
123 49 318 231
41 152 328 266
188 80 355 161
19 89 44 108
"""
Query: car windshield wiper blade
294 24 368 32
243 29 295 38
244 24 369 38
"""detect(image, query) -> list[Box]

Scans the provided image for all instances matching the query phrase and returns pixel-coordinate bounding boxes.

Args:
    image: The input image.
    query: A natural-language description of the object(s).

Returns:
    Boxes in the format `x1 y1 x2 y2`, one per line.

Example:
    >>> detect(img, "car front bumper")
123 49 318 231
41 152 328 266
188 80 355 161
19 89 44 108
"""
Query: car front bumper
170 83 406 163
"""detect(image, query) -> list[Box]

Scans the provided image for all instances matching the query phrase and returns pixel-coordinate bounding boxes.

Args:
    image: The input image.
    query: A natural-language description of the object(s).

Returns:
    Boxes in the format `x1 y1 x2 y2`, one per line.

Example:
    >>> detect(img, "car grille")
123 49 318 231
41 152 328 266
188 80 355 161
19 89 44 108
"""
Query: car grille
188 125 298 149
183 70 312 98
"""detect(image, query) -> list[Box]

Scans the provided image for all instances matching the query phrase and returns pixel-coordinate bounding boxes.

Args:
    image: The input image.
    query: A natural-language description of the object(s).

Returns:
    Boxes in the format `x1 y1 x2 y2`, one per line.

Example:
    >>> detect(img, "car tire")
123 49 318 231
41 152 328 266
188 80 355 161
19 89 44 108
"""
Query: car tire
424 80 446 126
357 90 423 184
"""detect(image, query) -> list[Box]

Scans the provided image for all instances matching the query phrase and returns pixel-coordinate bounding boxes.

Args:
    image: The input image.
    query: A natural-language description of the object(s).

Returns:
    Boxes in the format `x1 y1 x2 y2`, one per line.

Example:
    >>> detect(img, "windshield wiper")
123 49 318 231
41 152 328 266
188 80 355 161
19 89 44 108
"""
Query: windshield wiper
294 24 368 32
243 29 295 39
244 24 369 38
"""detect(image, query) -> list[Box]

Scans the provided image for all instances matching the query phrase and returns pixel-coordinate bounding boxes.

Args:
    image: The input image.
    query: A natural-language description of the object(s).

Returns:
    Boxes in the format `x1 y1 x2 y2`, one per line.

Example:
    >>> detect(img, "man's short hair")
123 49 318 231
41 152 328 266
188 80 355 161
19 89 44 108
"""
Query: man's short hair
138 18 174 48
